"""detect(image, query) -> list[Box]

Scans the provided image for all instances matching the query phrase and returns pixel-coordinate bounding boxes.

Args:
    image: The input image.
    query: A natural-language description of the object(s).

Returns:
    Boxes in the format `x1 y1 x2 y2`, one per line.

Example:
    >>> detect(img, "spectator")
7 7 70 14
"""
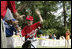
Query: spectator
65 29 71 48
45 34 49 39
43 34 46 39
59 36 65 40
53 34 56 39
1 1 23 48
4 19 20 48
62 36 65 40
4 8 21 31
40 34 43 38
49 34 52 39
1 1 24 20
59 36 62 40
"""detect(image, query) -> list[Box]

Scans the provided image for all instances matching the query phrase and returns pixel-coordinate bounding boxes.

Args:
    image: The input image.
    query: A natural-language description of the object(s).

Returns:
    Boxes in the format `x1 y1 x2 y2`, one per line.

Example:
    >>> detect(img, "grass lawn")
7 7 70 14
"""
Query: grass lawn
15 45 71 48
37 45 71 48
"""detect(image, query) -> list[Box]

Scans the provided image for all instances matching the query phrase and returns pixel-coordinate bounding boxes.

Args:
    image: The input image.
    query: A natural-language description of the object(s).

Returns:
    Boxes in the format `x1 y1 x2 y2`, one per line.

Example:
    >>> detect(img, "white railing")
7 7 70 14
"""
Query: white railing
37 39 71 47
13 37 24 47
13 37 71 47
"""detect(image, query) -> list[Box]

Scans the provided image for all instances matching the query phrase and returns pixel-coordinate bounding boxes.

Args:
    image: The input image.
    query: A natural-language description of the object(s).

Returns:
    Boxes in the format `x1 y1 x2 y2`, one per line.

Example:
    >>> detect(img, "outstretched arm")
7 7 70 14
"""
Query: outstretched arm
8 1 25 21
35 9 43 23
13 12 25 21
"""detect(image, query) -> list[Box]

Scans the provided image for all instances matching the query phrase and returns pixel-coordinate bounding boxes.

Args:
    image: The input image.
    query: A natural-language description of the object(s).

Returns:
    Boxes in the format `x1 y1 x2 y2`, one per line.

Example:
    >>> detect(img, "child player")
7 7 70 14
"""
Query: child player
21 9 43 48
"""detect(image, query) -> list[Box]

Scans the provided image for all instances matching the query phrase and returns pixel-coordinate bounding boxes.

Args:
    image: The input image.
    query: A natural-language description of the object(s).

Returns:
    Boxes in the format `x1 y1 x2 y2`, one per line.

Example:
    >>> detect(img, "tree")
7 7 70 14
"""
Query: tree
62 1 67 30
15 1 71 38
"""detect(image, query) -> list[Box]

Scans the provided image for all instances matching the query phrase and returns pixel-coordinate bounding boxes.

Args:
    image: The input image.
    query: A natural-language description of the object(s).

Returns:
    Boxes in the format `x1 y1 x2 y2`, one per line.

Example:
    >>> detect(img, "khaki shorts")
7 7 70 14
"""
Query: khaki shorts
6 37 14 48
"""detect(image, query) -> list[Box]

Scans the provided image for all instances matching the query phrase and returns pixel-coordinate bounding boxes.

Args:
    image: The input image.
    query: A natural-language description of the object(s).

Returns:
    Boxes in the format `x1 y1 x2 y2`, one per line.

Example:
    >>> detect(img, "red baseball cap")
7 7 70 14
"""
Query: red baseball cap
26 16 33 21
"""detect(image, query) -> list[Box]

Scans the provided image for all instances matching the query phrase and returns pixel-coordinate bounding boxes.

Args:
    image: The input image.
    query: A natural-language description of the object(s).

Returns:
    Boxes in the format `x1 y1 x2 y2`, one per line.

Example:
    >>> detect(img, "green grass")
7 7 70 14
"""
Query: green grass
37 45 71 48
15 46 22 48
15 45 71 48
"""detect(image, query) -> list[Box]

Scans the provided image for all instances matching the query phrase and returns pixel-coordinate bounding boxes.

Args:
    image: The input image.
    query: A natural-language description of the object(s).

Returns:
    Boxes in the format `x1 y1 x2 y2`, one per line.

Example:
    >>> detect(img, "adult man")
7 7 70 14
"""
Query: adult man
21 9 43 48
4 19 20 48
1 1 23 20
1 1 23 48
4 8 21 31
3 8 21 48
1 1 24 30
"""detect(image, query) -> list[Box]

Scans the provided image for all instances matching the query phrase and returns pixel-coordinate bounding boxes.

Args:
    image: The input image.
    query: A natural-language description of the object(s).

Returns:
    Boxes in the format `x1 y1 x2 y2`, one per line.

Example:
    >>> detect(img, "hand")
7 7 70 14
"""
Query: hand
13 12 25 21
21 15 25 17
35 9 41 15
12 20 19 25
19 15 25 21
17 27 21 31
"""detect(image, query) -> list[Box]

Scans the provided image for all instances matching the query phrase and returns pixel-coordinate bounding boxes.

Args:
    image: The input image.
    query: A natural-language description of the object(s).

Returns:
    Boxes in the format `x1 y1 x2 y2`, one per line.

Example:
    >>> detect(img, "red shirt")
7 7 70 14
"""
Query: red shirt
1 1 17 19
21 22 42 39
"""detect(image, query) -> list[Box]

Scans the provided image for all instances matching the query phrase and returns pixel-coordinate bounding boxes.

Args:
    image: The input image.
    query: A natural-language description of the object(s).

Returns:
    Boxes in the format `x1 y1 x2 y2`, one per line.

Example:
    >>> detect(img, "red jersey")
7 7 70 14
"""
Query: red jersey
1 1 17 19
21 22 42 39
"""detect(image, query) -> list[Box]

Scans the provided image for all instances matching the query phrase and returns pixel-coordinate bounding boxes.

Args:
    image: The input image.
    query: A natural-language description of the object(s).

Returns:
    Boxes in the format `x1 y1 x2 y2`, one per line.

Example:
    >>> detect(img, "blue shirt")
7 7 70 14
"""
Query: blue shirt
4 21 17 37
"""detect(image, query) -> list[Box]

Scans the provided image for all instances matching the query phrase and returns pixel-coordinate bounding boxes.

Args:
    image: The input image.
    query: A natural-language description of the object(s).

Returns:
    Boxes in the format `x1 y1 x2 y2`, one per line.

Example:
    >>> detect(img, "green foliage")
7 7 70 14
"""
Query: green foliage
42 28 58 35
15 1 71 39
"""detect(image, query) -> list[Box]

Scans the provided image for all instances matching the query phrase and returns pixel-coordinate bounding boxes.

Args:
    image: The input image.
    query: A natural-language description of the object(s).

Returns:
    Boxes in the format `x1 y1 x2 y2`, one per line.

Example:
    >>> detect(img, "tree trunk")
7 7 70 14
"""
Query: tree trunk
63 1 67 30
43 2 47 19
